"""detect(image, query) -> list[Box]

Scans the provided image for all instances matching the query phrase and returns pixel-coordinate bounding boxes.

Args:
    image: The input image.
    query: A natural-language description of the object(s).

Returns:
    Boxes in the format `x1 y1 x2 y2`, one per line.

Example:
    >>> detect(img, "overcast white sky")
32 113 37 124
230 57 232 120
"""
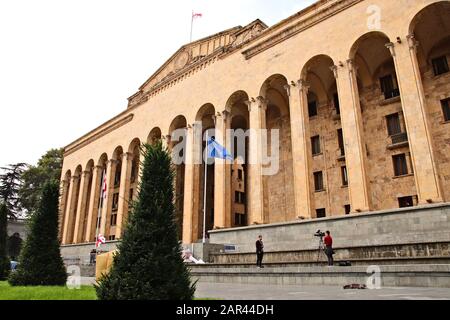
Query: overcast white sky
0 0 315 167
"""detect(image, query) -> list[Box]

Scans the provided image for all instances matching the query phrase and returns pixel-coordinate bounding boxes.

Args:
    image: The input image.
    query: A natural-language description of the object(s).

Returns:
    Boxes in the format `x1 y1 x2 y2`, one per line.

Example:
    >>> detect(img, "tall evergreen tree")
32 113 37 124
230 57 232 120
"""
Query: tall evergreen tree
8 181 67 286
96 142 196 300
0 163 27 219
0 202 10 280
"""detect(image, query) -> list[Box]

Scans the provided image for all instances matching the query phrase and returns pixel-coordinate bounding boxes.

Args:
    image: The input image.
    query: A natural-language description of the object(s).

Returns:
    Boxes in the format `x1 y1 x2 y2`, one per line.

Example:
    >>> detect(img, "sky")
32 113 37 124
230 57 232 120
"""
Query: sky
0 0 315 167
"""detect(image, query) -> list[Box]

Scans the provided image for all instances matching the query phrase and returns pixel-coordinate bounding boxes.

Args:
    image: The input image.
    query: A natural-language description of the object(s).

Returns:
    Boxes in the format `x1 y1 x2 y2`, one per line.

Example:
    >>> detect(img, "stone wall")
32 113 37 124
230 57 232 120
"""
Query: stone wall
360 81 417 211
209 203 450 253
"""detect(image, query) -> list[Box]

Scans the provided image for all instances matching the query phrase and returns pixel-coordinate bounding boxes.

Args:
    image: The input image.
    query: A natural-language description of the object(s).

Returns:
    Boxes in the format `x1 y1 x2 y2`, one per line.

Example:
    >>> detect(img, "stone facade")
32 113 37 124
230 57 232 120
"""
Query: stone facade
59 0 450 246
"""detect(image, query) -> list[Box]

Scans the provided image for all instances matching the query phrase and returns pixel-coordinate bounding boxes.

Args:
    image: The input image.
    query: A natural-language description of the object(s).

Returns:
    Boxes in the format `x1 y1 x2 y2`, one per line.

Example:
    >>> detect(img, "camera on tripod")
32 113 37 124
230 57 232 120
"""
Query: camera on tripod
314 230 325 238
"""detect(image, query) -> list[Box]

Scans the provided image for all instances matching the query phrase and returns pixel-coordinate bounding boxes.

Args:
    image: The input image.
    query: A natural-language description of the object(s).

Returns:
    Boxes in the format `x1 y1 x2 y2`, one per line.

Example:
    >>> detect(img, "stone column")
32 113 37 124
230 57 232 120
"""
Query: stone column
84 165 102 242
284 80 314 218
116 152 133 239
386 39 443 204
334 62 371 212
58 178 70 241
72 170 91 243
62 174 80 244
246 97 267 225
100 159 117 236
182 125 196 244
213 110 231 228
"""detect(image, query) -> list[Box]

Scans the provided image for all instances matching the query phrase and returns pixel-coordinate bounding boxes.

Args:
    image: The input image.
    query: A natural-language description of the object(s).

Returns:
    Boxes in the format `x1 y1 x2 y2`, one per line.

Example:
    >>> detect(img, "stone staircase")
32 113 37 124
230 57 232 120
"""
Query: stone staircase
188 241 450 288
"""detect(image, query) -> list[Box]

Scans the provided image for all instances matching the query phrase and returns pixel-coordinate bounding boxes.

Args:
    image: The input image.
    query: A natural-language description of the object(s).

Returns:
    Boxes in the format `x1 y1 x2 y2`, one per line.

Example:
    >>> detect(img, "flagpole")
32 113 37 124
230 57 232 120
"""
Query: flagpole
94 170 105 249
202 131 208 244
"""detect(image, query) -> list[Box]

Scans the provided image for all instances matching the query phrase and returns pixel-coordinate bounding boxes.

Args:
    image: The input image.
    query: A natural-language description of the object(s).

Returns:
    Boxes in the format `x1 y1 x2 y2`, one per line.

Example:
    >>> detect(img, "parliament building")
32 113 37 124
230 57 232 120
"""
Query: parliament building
59 0 450 250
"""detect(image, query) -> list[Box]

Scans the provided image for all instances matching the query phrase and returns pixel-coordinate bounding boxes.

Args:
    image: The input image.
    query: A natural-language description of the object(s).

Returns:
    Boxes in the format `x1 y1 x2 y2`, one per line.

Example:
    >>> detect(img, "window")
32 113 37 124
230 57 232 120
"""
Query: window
110 214 117 226
234 213 247 226
314 171 324 191
112 193 119 211
114 168 121 187
337 129 345 156
341 166 348 186
442 99 450 122
333 93 340 115
311 136 321 155
308 100 318 117
380 74 400 99
316 208 326 218
398 196 414 208
108 235 116 241
386 113 402 136
344 204 351 215
234 192 245 204
432 56 449 76
238 169 243 180
393 154 408 176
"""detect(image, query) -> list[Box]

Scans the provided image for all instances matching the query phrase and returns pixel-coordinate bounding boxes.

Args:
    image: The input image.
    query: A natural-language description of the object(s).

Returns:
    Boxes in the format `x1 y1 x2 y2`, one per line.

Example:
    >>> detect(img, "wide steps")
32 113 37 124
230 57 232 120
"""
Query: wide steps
189 264 450 288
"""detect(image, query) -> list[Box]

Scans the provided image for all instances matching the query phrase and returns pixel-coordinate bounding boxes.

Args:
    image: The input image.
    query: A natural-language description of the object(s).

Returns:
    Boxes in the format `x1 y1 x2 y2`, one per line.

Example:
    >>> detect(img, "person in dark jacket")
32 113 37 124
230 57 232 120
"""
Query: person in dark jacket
324 231 334 266
256 235 264 268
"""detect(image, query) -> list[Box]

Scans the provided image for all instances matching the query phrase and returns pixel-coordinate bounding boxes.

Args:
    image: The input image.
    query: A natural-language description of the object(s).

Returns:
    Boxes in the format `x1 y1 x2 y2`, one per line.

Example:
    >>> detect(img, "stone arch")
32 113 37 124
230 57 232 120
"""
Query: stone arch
66 165 82 243
193 103 216 240
168 115 188 240
78 159 94 242
259 74 295 223
409 0 450 202
147 127 162 145
227 91 250 228
350 32 417 211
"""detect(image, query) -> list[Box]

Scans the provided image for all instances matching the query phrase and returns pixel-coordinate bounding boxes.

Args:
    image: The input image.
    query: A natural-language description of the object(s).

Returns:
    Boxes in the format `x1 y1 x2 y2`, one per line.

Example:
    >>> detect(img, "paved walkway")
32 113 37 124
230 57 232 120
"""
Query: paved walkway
194 282 450 300
83 278 450 300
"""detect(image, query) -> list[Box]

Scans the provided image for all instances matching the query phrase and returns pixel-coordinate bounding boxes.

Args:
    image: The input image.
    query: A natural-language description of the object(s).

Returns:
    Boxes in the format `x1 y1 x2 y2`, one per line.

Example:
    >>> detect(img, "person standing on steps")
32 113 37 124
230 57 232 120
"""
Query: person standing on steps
324 230 334 266
256 235 264 268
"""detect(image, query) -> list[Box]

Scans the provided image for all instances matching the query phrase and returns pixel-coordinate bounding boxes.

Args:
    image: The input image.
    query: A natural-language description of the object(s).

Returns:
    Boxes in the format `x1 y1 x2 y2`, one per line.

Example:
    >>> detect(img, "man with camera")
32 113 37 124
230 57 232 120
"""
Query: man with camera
324 231 334 266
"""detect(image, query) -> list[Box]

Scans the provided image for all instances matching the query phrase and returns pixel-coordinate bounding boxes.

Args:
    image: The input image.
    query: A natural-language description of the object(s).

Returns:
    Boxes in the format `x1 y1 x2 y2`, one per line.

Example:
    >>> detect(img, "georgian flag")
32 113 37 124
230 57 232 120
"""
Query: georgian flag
96 234 106 248
192 12 202 19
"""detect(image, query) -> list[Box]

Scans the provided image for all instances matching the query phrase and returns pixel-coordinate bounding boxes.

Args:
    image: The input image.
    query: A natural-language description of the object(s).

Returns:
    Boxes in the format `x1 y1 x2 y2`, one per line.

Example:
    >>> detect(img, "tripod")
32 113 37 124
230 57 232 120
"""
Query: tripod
316 236 326 262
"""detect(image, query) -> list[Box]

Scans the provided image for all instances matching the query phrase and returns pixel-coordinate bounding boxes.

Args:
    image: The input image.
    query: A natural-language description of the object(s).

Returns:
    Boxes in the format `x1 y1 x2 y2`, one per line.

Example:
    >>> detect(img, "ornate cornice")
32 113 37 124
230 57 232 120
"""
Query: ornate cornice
241 0 364 60
64 114 134 157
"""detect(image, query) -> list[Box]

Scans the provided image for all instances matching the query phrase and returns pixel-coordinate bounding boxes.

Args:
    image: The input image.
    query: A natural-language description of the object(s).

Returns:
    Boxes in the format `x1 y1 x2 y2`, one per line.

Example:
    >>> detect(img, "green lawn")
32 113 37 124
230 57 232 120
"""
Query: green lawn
0 281 97 300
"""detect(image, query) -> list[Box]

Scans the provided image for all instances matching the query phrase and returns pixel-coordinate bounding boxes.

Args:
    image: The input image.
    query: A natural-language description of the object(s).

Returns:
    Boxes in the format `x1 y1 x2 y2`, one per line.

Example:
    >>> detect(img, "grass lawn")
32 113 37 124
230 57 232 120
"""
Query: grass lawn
0 281 97 300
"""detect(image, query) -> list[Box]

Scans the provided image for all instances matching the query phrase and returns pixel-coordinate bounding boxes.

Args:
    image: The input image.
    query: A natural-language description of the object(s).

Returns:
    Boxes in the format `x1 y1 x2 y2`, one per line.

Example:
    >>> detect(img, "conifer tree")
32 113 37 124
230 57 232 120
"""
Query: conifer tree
0 202 10 280
96 142 196 300
9 181 67 286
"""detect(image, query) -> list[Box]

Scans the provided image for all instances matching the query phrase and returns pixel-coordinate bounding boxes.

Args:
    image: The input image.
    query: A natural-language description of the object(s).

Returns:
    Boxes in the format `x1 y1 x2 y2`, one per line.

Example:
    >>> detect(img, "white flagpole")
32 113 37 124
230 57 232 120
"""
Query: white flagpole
94 170 105 248
202 131 208 244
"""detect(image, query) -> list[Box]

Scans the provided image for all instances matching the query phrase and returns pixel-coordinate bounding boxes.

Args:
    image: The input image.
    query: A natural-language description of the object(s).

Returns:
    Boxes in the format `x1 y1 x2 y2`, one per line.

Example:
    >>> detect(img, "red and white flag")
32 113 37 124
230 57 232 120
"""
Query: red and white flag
192 12 202 19
96 234 106 248
101 170 107 199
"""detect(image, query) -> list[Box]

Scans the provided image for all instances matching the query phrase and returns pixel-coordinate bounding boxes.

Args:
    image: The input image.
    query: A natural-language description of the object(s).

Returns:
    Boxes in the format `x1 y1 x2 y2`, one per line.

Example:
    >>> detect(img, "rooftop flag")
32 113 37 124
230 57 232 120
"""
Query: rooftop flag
192 12 203 19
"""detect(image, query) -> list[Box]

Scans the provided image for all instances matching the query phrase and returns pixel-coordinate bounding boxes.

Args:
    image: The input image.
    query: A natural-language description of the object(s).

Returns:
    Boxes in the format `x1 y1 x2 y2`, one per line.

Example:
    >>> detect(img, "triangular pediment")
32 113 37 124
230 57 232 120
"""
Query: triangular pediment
137 20 268 94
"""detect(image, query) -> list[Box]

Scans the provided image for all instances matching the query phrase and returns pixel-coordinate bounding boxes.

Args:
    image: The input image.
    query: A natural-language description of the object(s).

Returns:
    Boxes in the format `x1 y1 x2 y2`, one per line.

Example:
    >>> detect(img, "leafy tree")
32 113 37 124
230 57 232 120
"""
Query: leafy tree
0 202 10 280
0 163 27 219
19 148 63 215
96 142 196 300
9 181 67 286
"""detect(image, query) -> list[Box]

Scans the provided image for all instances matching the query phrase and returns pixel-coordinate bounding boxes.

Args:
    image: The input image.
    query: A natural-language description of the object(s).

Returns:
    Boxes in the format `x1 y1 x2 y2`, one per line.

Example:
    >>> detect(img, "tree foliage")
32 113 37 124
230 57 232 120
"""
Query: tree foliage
96 142 196 300
0 163 27 219
8 181 67 286
0 203 10 280
19 148 63 215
